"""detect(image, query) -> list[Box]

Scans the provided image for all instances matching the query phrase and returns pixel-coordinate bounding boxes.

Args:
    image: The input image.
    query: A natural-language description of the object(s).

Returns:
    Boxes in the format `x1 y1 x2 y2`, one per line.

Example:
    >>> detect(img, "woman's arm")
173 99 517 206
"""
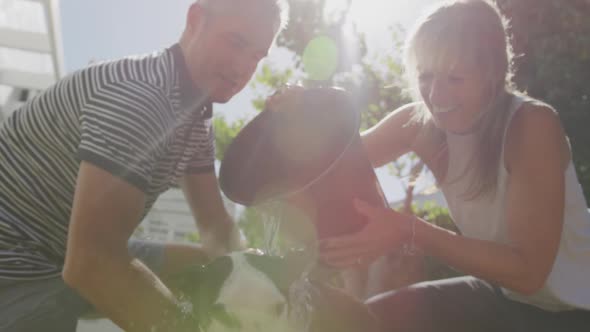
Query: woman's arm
415 103 568 294
322 103 570 295
361 102 423 168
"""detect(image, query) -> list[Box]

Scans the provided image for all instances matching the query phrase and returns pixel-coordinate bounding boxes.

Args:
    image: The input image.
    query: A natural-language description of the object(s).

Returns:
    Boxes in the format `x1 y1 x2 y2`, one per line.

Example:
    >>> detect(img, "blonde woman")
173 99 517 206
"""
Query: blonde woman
318 0 590 330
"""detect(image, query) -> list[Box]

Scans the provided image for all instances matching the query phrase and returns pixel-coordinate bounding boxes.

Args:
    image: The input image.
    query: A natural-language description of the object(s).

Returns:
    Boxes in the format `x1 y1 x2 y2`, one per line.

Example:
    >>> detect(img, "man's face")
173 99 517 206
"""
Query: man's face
183 4 278 103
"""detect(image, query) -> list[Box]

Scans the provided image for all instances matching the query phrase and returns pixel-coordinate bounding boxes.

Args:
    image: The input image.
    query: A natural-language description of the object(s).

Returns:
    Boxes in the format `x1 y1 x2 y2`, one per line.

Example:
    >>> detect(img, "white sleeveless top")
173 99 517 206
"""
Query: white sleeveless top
439 94 590 311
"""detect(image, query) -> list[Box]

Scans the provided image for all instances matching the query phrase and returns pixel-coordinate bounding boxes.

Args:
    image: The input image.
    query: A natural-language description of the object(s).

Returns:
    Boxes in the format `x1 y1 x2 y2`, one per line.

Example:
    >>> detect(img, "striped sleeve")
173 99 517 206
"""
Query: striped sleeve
185 115 216 174
78 79 172 192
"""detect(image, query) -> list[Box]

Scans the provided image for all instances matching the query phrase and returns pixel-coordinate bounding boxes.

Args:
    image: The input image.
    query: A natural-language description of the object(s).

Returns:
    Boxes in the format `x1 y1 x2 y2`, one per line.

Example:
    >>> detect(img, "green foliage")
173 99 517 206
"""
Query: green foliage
495 0 590 203
351 26 410 130
250 64 295 112
185 231 200 243
213 116 245 160
413 201 459 235
277 0 365 74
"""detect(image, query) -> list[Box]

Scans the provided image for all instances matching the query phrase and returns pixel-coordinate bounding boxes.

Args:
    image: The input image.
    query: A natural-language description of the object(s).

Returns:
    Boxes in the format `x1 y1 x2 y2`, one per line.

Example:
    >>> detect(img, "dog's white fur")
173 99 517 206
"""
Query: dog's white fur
207 252 298 332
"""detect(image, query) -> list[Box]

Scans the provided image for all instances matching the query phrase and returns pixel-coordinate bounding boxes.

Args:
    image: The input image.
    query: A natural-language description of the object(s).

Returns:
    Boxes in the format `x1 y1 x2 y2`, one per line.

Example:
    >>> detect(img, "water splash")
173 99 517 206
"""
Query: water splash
287 270 314 332
260 201 284 255
259 200 316 332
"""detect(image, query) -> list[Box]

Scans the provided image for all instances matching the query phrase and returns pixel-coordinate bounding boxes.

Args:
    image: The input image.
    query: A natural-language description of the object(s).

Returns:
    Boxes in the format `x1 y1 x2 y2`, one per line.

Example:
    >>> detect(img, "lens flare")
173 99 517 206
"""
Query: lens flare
302 36 339 81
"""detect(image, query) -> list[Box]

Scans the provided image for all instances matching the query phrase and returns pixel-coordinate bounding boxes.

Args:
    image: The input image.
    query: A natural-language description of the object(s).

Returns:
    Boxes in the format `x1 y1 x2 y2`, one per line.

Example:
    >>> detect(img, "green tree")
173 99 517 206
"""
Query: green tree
213 116 245 160
496 0 590 203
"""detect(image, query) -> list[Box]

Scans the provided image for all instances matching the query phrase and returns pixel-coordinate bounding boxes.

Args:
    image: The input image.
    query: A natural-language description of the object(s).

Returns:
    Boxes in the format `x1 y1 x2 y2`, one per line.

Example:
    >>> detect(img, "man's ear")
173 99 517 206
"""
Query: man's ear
185 2 206 34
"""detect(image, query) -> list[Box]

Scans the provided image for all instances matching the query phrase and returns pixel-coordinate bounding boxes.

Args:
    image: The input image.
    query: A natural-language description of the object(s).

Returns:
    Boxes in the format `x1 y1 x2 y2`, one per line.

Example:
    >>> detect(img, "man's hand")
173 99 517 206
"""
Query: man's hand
180 172 247 259
200 222 247 259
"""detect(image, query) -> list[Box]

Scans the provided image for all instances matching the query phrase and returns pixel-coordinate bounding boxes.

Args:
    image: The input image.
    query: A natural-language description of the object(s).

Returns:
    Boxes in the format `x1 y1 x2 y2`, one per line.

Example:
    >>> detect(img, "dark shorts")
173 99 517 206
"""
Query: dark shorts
366 276 590 332
0 240 166 332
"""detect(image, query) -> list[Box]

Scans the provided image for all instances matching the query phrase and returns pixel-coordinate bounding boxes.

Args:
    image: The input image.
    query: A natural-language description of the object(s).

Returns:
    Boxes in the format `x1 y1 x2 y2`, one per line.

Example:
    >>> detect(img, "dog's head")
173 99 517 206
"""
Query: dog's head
168 250 315 331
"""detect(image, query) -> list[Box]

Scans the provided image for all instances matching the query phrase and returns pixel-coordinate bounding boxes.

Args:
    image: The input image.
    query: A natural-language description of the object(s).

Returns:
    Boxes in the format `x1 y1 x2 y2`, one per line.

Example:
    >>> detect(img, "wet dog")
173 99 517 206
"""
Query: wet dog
167 250 379 332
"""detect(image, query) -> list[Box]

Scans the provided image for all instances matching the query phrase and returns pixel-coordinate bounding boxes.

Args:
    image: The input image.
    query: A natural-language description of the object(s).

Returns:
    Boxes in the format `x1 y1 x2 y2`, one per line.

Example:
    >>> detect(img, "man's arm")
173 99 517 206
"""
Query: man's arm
180 171 245 258
63 162 194 332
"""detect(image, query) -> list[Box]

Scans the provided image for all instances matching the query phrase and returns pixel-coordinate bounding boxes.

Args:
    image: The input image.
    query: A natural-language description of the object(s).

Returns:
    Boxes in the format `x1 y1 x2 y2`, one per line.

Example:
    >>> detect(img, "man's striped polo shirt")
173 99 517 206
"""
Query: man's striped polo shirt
0 43 215 280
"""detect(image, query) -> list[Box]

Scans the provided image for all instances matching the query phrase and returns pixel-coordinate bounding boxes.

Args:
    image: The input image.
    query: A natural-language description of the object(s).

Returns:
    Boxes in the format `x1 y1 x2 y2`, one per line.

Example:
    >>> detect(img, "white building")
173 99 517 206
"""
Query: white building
0 0 63 118
137 189 200 243
135 187 238 244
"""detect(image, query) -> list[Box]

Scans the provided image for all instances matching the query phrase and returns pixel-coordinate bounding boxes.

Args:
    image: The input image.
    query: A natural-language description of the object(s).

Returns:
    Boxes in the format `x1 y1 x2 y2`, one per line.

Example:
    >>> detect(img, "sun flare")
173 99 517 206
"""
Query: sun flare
326 0 414 35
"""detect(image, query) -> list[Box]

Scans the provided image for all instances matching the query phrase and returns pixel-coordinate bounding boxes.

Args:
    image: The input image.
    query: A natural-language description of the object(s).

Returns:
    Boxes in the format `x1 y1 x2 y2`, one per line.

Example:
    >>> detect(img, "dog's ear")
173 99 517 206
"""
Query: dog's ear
166 256 233 307
165 264 206 294
165 256 236 330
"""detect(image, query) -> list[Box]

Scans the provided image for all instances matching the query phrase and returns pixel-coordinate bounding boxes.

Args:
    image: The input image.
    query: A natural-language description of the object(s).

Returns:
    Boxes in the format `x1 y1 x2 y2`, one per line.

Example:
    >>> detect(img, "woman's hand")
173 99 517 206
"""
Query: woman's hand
319 199 413 269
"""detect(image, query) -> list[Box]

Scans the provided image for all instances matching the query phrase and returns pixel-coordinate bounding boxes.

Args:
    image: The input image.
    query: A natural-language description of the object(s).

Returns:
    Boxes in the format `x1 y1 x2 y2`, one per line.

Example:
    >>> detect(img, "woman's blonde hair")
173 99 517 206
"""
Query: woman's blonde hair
403 0 516 199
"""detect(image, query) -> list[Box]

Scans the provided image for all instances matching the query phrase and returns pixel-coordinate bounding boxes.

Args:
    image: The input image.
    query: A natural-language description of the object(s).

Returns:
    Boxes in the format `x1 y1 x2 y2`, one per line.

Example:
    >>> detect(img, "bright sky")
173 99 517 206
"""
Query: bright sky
59 0 441 202
329 0 437 40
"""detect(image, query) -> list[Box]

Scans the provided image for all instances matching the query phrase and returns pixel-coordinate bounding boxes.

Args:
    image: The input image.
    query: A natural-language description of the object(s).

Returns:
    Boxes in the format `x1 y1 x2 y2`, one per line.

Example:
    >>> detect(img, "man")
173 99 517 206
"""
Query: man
0 0 288 331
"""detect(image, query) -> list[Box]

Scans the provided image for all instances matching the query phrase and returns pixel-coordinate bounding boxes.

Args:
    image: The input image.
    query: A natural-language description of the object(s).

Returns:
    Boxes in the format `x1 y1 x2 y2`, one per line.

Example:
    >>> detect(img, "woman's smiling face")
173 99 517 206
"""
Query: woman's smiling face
418 61 491 134
404 1 512 134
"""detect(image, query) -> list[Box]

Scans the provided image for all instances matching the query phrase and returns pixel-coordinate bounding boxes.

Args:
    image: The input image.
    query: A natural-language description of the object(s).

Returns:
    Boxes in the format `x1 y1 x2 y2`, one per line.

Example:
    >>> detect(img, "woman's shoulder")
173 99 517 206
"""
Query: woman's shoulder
509 94 561 134
505 93 569 170
512 92 557 113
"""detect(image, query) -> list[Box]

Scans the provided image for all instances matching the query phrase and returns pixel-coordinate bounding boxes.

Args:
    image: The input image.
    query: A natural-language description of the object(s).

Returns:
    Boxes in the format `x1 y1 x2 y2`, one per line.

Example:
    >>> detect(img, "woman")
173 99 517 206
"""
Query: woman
318 0 590 331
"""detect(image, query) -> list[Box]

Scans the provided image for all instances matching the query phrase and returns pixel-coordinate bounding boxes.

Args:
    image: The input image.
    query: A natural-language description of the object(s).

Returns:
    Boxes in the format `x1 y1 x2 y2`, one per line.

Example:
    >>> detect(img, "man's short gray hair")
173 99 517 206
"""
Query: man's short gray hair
198 0 289 31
